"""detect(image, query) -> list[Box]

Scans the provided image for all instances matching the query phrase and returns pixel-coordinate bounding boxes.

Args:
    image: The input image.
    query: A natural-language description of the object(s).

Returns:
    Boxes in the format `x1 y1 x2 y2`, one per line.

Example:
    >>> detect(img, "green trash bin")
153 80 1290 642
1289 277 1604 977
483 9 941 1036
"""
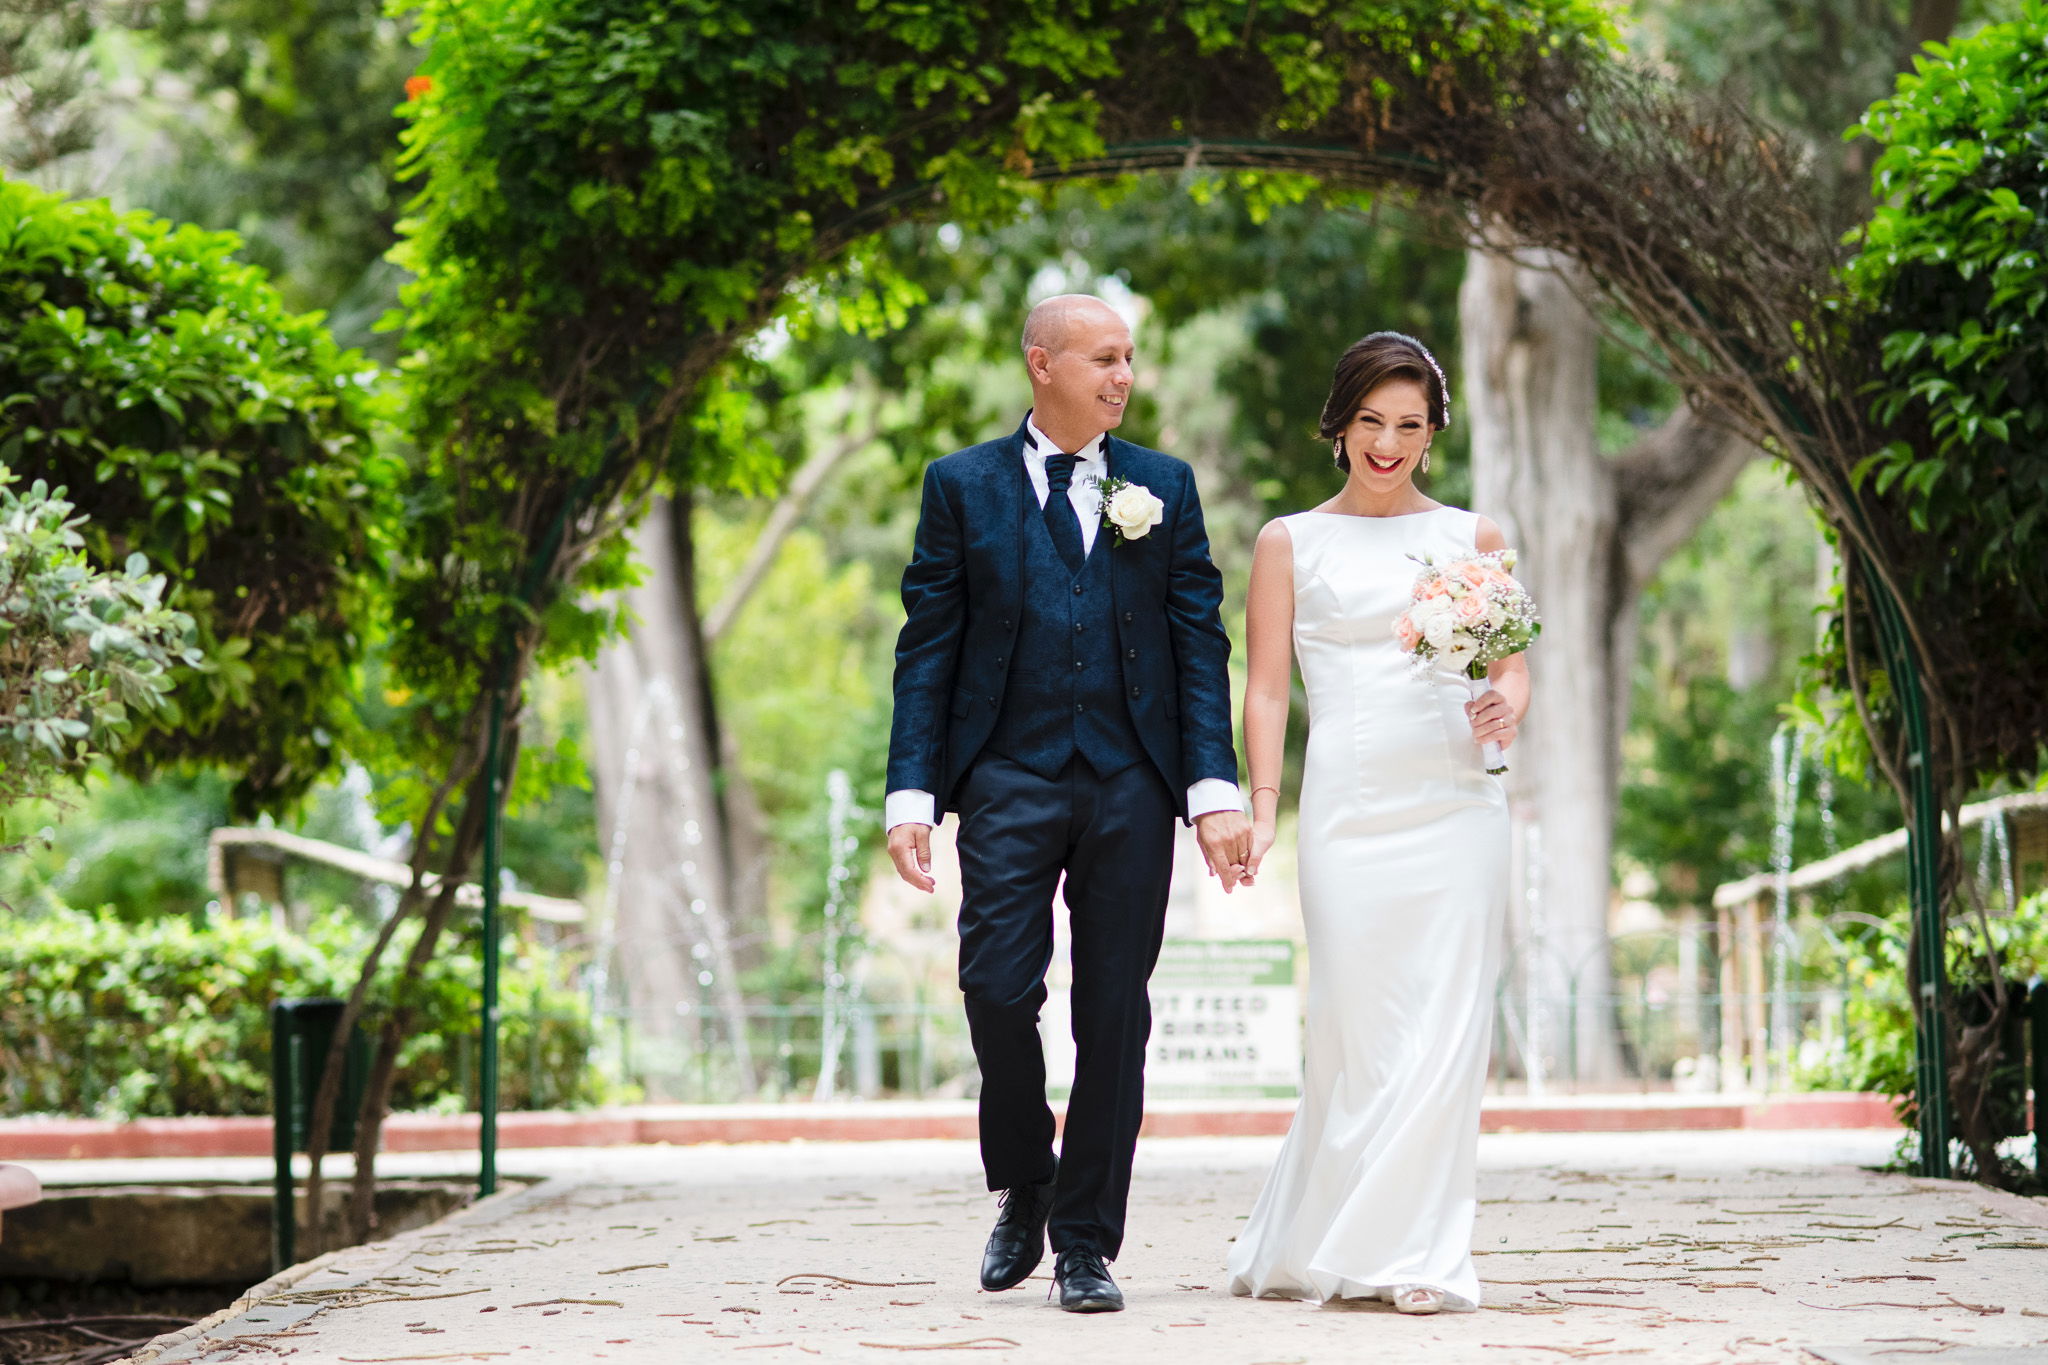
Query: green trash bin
271 998 371 1272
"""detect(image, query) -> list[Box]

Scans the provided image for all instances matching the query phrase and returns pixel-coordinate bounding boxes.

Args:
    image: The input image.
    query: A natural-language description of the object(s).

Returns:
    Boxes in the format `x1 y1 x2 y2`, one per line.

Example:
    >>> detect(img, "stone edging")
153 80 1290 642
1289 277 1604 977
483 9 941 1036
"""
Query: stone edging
0 1092 1906 1161
114 1178 561 1364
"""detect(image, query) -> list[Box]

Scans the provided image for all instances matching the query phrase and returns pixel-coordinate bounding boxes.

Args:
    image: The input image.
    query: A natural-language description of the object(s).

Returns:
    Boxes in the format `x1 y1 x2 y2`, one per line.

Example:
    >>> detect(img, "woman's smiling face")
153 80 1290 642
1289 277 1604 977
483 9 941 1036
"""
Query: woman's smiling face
1342 377 1433 484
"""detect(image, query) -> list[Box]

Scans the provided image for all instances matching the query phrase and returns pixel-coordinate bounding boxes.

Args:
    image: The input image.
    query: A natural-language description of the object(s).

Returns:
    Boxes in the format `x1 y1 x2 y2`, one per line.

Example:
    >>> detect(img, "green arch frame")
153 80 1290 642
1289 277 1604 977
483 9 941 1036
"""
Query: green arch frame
374 2 1959 1189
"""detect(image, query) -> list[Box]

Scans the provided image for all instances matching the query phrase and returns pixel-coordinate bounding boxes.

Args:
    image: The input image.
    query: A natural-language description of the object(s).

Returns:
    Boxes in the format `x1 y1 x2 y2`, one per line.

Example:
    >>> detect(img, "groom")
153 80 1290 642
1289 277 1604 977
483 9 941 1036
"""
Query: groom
884 294 1250 1313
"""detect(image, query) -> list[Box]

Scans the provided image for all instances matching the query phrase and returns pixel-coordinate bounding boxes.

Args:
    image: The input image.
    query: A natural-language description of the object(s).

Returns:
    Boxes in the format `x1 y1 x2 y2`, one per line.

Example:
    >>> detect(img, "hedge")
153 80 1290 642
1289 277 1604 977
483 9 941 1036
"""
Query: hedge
0 907 602 1119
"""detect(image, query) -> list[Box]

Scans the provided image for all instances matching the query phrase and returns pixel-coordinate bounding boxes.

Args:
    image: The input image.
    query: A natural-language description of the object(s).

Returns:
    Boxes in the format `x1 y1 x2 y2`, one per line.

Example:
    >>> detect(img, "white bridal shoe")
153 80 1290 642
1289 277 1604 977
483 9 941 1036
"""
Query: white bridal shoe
1393 1284 1445 1315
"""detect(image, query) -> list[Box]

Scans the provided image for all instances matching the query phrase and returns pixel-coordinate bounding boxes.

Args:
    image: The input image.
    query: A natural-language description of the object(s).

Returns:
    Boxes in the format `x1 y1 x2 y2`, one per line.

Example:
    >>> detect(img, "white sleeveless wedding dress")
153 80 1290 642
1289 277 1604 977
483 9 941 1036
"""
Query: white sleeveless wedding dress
1226 507 1510 1311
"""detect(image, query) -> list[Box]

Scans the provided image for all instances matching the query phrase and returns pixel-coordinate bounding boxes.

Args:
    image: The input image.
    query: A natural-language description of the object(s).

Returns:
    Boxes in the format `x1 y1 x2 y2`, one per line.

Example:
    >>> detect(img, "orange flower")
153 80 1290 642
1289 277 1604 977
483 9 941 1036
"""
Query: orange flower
405 75 433 100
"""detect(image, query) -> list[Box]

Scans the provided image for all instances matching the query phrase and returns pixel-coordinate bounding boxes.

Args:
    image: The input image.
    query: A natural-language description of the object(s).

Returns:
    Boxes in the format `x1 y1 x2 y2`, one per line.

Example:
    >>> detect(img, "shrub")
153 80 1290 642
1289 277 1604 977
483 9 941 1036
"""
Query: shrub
0 907 603 1118
0 470 200 848
0 174 396 815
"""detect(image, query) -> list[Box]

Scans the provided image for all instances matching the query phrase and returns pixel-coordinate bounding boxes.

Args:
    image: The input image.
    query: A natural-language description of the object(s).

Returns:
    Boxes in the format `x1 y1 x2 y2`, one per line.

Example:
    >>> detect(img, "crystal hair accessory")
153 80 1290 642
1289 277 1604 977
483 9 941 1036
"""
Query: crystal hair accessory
1385 331 1451 429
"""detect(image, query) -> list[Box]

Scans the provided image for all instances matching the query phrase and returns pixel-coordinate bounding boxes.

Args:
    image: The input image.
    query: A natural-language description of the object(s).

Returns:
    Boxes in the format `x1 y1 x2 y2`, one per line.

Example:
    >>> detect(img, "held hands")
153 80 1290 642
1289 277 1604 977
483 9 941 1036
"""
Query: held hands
887 822 936 893
1194 809 1254 894
1245 818 1277 887
1465 687 1519 752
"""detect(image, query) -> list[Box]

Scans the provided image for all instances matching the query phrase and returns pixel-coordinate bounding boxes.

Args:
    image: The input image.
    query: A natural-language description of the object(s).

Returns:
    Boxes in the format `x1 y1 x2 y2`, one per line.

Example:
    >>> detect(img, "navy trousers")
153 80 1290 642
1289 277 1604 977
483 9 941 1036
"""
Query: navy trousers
953 750 1176 1261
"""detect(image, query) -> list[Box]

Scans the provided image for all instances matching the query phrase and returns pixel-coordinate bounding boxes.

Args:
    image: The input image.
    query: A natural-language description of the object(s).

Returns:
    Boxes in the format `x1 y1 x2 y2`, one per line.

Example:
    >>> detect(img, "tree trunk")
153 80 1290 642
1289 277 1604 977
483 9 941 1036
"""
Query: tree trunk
586 492 757 1098
1461 242 1753 1087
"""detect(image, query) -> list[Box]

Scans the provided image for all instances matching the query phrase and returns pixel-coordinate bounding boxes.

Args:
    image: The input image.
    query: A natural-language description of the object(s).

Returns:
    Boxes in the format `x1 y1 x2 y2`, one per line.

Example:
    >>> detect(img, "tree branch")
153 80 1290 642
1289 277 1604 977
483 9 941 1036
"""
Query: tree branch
1612 404 1757 591
702 419 878 647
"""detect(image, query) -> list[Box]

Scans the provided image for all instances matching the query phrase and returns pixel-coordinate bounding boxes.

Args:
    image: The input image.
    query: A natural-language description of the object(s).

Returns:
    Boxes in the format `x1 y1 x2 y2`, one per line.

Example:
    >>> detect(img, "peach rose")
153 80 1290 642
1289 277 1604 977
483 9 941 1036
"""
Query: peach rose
1454 591 1489 625
1393 613 1422 651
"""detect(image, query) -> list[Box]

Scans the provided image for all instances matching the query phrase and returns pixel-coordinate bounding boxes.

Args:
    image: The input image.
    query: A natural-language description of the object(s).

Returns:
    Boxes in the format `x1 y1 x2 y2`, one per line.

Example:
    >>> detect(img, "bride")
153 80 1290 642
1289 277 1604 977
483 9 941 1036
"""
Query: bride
1225 331 1531 1315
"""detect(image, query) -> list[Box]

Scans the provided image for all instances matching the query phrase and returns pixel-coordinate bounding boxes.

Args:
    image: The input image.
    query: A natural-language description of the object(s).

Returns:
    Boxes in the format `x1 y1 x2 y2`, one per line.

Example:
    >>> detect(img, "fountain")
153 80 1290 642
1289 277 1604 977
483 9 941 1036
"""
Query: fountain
813 769 862 1101
1766 723 1807 1087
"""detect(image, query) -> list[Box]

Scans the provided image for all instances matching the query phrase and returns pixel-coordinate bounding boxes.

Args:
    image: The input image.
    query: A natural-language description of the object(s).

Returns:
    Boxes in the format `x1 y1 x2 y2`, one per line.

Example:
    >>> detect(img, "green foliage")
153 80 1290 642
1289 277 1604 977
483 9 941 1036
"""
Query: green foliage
0 471 201 846
0 771 231 923
1618 463 1899 907
1826 3 2048 785
1844 4 2048 556
1802 885 2047 1182
1628 0 2019 216
0 1 150 173
134 0 420 355
0 174 397 815
0 906 603 1118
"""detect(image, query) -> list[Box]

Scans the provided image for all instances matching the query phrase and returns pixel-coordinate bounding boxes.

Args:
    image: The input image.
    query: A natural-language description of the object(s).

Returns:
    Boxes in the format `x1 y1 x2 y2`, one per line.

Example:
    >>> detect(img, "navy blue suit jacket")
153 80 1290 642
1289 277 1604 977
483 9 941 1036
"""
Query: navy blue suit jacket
886 417 1239 821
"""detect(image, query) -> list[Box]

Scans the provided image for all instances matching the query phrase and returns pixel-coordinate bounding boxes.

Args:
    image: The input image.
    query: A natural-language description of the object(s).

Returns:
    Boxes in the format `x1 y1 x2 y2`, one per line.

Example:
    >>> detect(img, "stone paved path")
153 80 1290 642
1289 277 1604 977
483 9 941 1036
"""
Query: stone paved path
124 1132 2048 1365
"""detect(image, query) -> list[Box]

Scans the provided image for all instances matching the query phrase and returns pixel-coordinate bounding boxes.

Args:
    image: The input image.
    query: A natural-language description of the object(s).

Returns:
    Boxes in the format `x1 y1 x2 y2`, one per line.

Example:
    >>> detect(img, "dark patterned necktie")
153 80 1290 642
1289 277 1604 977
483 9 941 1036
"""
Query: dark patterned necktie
1042 451 1086 574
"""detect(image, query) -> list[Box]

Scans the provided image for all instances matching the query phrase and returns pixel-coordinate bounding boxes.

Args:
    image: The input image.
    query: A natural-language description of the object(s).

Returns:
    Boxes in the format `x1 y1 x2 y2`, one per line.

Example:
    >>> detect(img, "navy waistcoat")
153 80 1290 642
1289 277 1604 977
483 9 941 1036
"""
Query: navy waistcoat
985 477 1146 780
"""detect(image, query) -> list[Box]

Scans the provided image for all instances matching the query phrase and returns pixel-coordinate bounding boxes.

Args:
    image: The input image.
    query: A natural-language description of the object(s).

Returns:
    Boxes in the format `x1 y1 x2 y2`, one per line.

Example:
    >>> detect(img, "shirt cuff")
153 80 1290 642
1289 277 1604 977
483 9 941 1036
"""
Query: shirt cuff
885 789 937 831
1185 778 1244 820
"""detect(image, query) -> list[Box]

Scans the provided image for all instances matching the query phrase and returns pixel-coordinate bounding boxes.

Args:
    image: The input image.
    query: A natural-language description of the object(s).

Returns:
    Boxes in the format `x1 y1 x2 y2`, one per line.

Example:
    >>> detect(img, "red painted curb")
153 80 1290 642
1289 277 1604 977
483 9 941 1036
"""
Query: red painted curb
0 1092 1903 1160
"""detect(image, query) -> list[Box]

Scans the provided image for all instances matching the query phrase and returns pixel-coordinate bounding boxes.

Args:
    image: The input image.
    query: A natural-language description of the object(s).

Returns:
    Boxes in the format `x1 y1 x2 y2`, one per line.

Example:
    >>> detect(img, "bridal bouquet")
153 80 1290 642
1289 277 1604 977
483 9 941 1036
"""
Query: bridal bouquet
1393 549 1540 775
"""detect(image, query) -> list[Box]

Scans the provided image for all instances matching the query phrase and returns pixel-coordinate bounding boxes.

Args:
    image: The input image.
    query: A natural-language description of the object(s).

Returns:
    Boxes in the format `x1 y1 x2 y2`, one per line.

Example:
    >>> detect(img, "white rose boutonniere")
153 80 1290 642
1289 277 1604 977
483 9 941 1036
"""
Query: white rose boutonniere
1093 477 1164 546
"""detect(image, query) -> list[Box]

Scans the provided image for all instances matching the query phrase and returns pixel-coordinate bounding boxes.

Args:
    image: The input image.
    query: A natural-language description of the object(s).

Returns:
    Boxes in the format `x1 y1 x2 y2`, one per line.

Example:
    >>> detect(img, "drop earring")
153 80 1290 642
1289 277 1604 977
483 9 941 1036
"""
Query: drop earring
1421 444 1432 474
1333 438 1346 468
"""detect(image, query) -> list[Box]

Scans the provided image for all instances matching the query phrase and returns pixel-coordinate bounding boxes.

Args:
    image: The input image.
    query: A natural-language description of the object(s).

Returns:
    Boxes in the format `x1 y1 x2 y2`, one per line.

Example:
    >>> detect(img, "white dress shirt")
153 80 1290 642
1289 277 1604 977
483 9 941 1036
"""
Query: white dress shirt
884 417 1243 831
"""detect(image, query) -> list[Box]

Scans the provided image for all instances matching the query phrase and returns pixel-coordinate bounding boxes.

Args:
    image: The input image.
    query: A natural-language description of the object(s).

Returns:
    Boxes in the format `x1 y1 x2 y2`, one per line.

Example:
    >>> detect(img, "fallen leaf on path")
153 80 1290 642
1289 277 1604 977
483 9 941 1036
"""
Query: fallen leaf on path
508 1298 622 1309
1840 1275 1936 1283
777 1274 937 1289
597 1263 669 1274
1479 1346 1649 1357
858 1340 1018 1352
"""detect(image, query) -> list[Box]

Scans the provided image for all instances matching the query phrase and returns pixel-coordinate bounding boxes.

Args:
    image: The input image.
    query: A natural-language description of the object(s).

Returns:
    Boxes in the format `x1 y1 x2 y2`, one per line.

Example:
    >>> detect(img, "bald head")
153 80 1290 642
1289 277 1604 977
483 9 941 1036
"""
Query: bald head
1021 294 1134 448
1021 294 1124 360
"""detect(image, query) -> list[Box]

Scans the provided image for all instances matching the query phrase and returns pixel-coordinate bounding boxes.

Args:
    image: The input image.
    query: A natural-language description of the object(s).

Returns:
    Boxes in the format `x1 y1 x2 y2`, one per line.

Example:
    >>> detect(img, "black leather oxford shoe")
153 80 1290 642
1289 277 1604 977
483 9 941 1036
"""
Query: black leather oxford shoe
979 1174 1057 1292
1052 1244 1123 1312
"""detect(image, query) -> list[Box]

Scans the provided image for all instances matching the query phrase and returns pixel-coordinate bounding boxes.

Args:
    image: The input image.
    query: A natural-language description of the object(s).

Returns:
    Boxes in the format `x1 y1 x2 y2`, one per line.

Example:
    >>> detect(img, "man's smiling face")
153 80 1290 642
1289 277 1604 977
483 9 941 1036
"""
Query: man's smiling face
1029 302 1134 441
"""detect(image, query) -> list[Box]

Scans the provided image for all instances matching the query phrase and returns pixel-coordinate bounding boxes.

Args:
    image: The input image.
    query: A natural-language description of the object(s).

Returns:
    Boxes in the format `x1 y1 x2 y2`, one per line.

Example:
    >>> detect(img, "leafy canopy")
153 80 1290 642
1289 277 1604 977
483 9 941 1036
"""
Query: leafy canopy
383 0 1620 751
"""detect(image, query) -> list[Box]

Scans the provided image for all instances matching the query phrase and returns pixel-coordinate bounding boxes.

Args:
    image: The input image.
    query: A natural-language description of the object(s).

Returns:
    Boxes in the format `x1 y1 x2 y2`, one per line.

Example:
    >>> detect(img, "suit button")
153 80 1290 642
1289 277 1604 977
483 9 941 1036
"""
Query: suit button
1075 703 1086 713
1126 648 1137 660
995 656 1005 667
1123 611 1133 623
1074 660 1084 671
1002 617 1012 628
1130 685 1141 698
1073 622 1084 633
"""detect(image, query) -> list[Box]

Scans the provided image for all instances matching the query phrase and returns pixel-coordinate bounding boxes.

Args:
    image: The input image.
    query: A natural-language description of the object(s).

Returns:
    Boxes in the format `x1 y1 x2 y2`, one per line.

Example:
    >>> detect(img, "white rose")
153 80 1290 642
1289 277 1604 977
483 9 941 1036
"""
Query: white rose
1422 613 1456 652
1106 484 1164 540
1443 640 1480 675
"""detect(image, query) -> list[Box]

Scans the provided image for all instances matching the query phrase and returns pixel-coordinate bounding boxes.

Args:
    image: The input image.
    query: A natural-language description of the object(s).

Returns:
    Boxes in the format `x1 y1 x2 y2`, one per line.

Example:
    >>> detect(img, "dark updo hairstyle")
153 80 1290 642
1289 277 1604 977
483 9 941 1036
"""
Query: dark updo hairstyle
1318 331 1451 472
